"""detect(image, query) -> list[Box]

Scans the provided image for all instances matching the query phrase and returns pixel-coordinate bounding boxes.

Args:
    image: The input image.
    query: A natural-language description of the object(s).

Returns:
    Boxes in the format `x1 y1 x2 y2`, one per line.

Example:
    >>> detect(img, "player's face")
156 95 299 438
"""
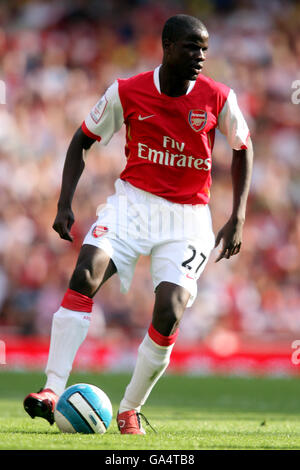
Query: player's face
166 28 209 81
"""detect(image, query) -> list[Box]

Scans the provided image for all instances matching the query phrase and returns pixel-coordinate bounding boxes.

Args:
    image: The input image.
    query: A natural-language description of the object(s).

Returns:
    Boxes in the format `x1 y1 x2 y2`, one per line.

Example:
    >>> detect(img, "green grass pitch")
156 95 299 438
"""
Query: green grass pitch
0 370 300 450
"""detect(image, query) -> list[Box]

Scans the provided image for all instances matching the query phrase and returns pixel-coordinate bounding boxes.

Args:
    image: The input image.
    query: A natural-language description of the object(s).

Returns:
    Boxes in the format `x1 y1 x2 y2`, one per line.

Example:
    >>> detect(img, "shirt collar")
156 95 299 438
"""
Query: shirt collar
154 65 196 95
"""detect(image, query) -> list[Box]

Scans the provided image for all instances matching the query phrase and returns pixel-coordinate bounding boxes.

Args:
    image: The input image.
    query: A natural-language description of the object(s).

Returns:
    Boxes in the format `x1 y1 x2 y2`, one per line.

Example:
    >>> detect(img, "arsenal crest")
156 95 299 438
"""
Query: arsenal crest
188 109 207 132
92 225 109 238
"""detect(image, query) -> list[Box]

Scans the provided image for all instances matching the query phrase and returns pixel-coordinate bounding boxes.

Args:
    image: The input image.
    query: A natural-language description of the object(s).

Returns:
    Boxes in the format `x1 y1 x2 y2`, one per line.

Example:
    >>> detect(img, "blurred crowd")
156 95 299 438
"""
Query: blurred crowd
0 0 299 345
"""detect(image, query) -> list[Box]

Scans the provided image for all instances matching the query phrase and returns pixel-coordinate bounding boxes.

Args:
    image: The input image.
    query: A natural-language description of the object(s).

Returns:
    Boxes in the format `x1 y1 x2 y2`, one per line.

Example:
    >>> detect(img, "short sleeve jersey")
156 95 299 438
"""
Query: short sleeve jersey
82 66 249 205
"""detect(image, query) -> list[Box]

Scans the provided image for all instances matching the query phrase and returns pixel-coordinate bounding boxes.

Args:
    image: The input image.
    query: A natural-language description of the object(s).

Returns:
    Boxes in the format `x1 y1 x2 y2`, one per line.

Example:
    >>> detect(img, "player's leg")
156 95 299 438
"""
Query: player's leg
44 244 116 392
151 281 190 335
24 244 116 424
117 281 190 434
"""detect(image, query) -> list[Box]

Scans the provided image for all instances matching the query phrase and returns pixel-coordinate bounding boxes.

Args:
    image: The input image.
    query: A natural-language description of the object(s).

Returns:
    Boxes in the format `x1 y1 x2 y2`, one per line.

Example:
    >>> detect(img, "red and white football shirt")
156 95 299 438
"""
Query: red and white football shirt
82 66 249 205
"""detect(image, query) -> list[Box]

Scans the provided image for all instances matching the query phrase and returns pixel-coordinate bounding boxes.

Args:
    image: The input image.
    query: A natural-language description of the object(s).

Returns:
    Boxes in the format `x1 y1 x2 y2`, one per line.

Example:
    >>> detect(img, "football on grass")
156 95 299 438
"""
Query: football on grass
54 383 113 434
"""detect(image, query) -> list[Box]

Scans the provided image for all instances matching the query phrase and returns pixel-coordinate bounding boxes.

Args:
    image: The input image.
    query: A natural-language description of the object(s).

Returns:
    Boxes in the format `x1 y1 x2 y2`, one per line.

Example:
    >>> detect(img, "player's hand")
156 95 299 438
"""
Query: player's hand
52 207 75 242
214 216 244 262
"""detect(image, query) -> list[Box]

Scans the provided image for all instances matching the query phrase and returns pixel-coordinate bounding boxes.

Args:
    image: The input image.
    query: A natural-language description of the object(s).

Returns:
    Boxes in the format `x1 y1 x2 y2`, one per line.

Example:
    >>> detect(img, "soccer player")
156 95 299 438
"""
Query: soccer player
24 14 253 434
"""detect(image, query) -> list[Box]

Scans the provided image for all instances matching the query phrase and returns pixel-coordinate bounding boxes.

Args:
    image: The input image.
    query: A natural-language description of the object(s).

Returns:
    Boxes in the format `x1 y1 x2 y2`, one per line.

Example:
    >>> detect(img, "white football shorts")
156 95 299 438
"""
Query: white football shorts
83 179 215 307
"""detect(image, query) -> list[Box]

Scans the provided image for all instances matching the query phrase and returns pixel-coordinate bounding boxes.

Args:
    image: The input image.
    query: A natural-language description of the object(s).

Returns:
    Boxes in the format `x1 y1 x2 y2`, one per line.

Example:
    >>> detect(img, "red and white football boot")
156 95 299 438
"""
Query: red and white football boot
23 388 58 425
117 409 156 435
117 410 145 435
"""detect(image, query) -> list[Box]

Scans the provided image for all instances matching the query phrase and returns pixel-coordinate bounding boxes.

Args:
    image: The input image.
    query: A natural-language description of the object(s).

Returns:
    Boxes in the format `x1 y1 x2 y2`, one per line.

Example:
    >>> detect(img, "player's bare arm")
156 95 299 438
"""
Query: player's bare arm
53 128 95 242
215 136 253 262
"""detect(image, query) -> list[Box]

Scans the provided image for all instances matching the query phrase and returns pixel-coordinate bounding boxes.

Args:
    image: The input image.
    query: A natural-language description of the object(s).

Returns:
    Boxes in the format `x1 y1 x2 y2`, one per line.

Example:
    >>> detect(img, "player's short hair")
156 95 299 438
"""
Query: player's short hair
162 14 208 44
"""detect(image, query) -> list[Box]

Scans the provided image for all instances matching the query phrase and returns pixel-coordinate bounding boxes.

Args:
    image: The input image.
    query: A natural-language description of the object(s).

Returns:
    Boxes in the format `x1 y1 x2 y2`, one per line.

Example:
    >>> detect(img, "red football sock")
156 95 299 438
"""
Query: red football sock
61 288 93 313
148 323 179 346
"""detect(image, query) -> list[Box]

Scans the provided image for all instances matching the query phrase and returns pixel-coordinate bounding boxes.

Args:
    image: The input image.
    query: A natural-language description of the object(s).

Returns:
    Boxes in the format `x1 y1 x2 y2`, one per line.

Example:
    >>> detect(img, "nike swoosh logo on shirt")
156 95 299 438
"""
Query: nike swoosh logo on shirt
186 274 195 280
138 114 155 120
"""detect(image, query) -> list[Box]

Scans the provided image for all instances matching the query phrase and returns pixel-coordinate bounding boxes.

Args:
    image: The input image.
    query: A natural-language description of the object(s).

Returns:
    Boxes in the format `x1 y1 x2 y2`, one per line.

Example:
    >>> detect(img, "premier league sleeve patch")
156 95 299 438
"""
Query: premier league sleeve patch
90 96 108 124
188 109 207 132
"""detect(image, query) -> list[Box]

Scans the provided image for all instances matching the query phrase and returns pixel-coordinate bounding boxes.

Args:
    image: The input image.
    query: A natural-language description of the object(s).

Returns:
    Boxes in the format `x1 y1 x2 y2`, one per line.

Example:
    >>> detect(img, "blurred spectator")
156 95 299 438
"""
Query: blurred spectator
0 0 299 344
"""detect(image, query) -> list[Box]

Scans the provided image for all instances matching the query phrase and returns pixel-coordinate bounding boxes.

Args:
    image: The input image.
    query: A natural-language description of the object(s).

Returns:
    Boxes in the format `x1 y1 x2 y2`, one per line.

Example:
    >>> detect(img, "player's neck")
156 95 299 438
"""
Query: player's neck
159 65 191 97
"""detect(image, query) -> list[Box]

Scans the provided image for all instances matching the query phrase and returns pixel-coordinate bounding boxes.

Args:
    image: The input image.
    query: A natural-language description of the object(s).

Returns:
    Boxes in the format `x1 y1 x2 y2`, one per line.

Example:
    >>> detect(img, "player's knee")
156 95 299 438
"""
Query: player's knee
153 306 181 336
153 283 190 335
161 302 183 327
171 288 190 313
162 287 188 319
69 265 100 296
153 299 184 334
